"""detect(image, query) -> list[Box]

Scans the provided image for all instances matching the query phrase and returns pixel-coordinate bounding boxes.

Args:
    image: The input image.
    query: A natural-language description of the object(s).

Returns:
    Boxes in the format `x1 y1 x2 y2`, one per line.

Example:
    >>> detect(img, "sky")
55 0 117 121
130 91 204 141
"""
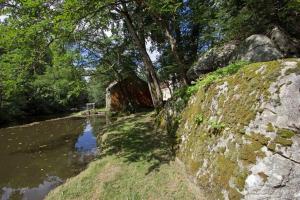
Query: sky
146 39 160 62
0 15 8 22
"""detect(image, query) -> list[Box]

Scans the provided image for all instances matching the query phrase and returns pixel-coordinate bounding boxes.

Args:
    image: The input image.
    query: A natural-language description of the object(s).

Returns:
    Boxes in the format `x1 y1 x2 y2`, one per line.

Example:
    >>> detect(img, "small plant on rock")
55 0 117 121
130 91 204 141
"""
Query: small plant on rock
208 120 225 135
195 114 204 125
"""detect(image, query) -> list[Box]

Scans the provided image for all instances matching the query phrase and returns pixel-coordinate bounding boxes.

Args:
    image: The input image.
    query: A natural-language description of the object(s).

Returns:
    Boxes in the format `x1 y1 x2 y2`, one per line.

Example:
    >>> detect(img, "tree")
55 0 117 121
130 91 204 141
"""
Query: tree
0 0 88 122
215 0 300 40
52 0 163 108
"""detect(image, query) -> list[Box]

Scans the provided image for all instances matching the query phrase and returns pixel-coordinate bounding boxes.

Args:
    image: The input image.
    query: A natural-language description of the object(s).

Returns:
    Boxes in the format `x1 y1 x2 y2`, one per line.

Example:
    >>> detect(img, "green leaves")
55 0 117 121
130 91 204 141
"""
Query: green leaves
147 0 182 13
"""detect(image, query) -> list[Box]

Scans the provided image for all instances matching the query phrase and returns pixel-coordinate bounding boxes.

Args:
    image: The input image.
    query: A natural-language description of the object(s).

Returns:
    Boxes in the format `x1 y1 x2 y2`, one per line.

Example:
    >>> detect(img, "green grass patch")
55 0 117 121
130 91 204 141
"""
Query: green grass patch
173 61 249 104
46 112 204 200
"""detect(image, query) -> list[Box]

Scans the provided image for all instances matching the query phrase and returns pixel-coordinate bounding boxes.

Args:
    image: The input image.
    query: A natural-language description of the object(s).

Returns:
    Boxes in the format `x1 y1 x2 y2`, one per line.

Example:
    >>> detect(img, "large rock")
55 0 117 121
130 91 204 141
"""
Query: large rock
233 34 284 62
174 59 300 200
187 41 239 81
188 34 287 81
270 26 300 57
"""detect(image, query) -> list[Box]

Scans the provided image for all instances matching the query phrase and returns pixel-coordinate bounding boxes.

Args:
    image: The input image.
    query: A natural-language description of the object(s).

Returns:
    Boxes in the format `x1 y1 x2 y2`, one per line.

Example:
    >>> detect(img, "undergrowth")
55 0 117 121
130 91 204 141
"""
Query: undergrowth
173 61 249 105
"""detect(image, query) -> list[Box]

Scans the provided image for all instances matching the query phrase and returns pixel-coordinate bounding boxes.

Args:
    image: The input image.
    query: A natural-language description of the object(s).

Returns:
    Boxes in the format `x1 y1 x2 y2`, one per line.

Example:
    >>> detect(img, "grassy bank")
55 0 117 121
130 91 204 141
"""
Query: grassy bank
71 108 107 117
46 112 204 200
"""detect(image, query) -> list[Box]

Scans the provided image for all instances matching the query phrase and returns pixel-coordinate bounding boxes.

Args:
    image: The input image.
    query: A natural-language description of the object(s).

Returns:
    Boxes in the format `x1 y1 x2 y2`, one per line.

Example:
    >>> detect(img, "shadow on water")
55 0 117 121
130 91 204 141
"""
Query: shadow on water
0 115 107 200
100 112 176 175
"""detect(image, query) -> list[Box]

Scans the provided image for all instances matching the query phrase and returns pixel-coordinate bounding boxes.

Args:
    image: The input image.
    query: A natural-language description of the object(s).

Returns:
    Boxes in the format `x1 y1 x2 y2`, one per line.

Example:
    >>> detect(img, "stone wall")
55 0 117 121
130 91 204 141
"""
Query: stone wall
162 59 300 200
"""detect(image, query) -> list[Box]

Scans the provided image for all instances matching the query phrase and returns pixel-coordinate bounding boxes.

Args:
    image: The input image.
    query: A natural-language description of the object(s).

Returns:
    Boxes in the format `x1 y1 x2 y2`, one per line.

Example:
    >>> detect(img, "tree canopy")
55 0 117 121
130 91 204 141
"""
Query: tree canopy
0 0 299 122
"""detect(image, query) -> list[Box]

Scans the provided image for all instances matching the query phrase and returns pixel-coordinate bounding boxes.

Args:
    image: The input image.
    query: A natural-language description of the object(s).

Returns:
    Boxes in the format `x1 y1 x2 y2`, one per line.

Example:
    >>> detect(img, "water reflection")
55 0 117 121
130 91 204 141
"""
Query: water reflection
75 121 97 153
0 116 105 200
1 176 62 200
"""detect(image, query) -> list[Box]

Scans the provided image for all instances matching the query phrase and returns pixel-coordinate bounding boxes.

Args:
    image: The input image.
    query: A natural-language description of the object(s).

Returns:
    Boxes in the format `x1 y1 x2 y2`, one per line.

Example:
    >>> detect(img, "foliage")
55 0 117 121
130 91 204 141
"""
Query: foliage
31 65 87 114
173 61 249 106
189 61 249 95
0 0 299 122
216 0 300 40
0 1 88 122
208 120 225 134
195 113 204 125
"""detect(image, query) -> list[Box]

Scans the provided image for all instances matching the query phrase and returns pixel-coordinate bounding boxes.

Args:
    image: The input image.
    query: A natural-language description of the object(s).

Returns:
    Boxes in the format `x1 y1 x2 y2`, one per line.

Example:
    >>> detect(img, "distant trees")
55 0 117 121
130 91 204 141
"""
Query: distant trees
0 1 87 122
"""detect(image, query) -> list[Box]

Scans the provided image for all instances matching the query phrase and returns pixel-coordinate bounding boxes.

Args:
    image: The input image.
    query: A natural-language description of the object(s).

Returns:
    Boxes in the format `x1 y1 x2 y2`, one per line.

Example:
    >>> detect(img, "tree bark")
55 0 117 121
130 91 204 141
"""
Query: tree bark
117 3 163 108
189 23 200 63
164 23 189 85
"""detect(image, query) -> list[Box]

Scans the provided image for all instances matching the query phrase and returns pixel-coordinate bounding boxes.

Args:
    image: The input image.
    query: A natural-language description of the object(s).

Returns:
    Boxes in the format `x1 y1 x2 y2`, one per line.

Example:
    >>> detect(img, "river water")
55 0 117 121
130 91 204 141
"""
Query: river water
0 116 106 200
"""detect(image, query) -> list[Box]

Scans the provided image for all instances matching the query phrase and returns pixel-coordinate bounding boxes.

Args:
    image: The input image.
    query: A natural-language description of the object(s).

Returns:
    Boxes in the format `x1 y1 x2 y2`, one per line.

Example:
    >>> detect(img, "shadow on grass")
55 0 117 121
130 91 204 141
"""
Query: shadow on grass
99 112 176 174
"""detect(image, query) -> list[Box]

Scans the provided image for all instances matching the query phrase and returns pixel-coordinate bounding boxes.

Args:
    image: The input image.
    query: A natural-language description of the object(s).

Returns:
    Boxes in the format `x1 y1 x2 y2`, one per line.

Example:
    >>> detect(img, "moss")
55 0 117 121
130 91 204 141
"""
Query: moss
277 128 295 139
266 129 295 148
185 61 250 98
274 136 293 146
285 66 300 76
189 160 202 174
258 172 268 182
267 142 276 151
239 140 263 164
228 188 243 200
213 155 236 187
234 171 248 191
218 147 226 154
269 128 295 147
248 133 270 145
266 123 275 132
174 59 298 199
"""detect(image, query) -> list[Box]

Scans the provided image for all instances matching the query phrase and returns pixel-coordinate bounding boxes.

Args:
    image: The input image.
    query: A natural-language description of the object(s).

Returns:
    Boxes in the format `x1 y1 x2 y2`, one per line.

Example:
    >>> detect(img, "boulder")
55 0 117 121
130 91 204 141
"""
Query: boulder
233 34 284 62
270 26 300 57
188 34 289 81
187 41 239 80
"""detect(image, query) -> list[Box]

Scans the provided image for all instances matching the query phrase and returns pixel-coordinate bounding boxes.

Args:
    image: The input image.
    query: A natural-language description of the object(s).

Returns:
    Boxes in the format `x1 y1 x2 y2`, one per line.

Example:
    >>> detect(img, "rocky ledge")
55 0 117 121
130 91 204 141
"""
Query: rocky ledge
174 59 300 200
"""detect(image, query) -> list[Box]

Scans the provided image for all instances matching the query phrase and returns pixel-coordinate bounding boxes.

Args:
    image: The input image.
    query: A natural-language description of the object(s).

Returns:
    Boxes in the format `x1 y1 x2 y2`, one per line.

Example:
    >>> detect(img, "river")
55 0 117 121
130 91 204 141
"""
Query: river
0 115 106 200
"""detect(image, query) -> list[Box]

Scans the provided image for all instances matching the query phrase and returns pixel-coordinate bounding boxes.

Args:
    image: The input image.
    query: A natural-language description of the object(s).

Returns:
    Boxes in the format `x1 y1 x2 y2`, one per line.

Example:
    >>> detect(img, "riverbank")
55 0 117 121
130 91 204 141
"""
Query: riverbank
71 108 107 117
0 108 107 129
46 112 205 200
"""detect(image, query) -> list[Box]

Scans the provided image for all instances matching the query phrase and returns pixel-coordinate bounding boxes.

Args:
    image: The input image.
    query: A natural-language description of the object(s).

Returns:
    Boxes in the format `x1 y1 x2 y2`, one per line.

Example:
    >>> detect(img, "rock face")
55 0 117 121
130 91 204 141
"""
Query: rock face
234 34 284 62
106 76 153 112
187 41 239 81
172 59 300 200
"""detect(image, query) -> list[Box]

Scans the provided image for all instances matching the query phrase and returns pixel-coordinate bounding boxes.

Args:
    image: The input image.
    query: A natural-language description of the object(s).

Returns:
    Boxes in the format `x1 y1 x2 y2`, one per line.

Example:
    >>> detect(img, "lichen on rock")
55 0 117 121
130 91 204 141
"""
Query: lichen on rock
174 59 300 200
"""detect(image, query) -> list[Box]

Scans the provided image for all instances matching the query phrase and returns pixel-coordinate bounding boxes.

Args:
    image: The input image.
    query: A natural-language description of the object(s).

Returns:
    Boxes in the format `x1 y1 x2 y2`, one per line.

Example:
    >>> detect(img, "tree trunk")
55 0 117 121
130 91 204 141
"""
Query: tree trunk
164 24 189 85
117 4 163 108
135 0 189 85
148 12 189 85
189 23 200 63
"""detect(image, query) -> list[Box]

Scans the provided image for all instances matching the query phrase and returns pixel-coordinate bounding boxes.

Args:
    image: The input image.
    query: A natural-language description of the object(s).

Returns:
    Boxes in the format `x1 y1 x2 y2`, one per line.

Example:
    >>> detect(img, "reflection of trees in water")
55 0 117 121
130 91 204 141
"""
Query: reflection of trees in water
0 115 106 200
1 176 63 200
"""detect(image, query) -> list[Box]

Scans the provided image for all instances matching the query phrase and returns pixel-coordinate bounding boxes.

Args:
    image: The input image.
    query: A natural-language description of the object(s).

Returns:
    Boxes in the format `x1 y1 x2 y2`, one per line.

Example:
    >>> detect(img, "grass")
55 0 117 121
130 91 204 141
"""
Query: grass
71 108 107 117
173 61 249 104
46 112 205 200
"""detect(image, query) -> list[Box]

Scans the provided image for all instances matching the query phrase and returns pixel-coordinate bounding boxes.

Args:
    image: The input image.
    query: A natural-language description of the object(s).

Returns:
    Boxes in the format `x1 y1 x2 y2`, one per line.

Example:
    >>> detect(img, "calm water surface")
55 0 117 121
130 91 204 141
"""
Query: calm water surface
0 116 106 200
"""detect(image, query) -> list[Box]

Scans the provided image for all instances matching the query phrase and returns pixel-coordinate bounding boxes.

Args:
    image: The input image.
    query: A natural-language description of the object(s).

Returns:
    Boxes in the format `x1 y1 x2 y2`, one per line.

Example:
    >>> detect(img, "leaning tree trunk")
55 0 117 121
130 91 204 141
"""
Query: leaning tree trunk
118 4 163 108
136 0 190 85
